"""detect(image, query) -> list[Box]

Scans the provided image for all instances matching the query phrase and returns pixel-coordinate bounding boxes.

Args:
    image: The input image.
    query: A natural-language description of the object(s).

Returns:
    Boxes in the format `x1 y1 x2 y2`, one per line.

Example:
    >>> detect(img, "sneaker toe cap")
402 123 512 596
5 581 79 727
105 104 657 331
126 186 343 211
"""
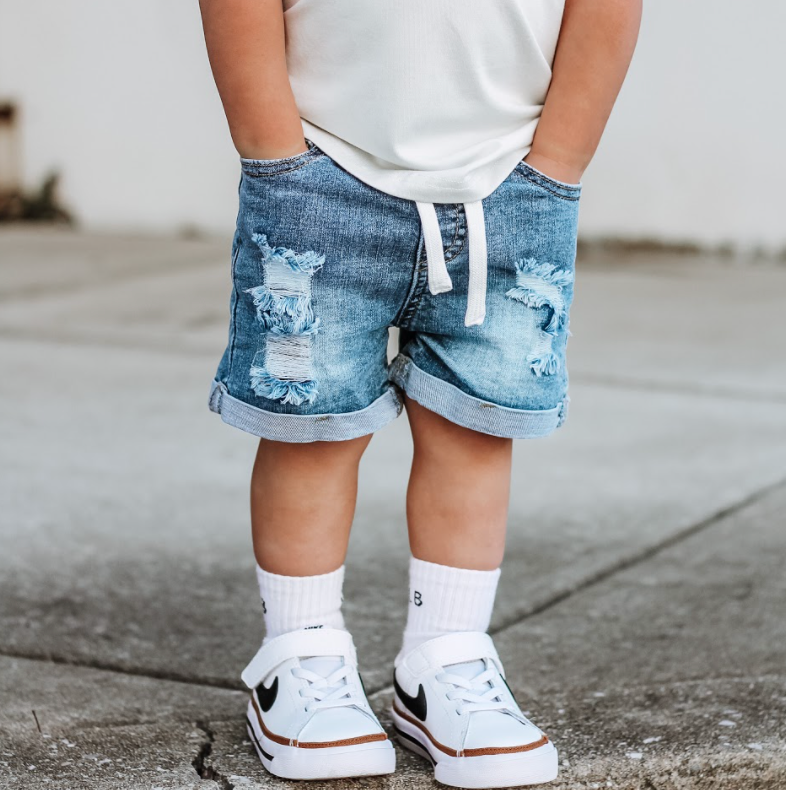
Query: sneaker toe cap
464 712 545 751
299 707 384 744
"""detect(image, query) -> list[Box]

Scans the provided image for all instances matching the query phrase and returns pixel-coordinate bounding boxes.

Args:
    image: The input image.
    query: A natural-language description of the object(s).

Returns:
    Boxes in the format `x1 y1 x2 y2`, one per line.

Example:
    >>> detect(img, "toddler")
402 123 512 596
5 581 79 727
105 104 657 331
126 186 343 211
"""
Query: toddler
199 0 640 785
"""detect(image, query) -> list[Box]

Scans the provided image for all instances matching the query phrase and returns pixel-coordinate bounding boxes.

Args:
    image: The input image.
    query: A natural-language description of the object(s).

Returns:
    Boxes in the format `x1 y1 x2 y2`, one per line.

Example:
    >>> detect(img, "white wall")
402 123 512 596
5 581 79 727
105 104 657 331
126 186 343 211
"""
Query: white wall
1 0 784 250
579 1 786 252
0 0 237 233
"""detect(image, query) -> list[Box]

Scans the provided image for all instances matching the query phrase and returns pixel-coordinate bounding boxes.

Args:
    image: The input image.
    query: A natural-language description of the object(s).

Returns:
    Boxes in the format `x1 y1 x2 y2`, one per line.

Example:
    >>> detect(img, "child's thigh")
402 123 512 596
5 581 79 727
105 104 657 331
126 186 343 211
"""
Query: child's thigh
212 145 420 441
393 163 581 438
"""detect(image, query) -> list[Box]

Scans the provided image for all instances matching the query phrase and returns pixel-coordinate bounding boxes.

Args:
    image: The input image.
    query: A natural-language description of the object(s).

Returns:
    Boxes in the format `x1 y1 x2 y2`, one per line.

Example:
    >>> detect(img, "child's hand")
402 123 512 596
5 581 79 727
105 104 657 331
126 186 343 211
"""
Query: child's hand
522 150 584 186
200 0 307 164
526 0 641 188
237 137 310 161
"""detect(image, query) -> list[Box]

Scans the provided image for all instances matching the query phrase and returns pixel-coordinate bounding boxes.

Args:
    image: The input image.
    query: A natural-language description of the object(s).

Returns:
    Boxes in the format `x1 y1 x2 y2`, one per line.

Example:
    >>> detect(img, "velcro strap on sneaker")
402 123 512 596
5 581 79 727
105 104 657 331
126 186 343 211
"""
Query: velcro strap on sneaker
401 632 504 676
241 627 357 689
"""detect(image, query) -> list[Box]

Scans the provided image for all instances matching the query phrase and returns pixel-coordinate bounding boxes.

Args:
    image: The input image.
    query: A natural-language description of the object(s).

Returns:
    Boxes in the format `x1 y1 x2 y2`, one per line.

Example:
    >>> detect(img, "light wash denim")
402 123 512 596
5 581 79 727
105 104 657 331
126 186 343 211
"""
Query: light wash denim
209 138 581 442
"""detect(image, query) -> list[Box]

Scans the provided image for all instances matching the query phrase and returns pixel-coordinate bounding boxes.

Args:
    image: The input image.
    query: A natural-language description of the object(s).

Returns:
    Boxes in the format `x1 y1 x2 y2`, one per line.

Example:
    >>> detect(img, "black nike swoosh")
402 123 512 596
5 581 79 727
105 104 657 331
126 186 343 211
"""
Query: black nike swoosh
393 673 427 722
256 676 278 713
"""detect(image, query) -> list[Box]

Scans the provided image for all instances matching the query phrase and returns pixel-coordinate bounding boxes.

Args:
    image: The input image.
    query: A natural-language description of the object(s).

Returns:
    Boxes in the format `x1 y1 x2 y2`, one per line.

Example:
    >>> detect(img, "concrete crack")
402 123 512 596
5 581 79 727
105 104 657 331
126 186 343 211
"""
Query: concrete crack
192 720 235 790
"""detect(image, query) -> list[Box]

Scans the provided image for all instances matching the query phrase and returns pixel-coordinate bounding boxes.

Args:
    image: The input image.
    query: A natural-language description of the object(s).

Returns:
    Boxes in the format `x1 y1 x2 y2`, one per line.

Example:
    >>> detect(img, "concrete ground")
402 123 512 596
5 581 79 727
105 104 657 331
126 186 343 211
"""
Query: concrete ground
1 226 785 790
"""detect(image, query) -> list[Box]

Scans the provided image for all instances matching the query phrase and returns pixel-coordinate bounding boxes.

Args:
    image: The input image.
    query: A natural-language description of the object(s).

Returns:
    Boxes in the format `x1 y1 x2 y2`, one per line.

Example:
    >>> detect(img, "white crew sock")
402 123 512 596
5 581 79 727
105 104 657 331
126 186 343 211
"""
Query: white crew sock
256 564 346 643
397 557 501 663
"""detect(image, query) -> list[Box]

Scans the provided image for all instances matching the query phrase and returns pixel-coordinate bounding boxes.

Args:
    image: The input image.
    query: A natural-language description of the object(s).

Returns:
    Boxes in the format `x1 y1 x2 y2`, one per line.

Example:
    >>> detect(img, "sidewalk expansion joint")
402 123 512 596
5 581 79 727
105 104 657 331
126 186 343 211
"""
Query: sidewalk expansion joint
0 650 245 691
490 473 786 636
0 328 219 358
571 370 786 405
0 257 223 306
370 473 786 702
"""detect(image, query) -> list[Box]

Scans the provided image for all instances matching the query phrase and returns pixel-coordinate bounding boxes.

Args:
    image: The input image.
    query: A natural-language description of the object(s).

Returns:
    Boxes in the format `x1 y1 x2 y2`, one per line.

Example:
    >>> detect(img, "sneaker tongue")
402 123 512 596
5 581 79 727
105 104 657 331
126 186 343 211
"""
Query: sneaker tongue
445 658 487 682
299 655 344 677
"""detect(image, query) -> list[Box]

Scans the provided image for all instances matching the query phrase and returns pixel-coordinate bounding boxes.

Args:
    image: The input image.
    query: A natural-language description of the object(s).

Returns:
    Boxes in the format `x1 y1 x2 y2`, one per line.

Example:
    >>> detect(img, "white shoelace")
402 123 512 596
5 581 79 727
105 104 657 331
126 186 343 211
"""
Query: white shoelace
291 663 360 713
436 663 513 716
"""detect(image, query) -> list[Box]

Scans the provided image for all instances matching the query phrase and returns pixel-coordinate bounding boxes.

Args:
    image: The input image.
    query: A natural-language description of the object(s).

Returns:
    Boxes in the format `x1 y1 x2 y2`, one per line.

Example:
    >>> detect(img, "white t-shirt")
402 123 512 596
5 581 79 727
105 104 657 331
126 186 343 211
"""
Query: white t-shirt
283 0 567 327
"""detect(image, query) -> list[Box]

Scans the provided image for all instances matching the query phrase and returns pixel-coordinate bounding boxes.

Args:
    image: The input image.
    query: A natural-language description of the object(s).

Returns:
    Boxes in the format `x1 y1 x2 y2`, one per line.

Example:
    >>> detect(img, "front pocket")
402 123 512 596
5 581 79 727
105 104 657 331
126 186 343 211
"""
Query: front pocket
240 139 326 177
514 160 582 201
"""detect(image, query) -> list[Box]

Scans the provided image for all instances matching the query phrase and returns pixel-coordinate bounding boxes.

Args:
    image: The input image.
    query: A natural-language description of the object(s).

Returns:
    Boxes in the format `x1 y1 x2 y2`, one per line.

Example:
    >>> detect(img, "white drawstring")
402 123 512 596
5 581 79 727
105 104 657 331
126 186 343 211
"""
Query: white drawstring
463 200 487 326
416 201 453 295
415 200 488 327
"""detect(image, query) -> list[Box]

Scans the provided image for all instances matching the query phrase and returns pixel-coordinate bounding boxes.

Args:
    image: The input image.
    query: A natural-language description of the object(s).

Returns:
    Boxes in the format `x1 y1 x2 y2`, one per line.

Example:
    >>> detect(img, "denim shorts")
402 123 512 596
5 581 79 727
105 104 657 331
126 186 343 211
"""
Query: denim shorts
209 139 581 442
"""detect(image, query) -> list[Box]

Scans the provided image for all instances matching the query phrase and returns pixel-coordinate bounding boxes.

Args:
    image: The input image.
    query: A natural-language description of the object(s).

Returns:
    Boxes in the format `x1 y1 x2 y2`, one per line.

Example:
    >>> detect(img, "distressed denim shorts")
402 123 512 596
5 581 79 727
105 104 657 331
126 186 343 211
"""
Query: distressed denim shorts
209 139 581 442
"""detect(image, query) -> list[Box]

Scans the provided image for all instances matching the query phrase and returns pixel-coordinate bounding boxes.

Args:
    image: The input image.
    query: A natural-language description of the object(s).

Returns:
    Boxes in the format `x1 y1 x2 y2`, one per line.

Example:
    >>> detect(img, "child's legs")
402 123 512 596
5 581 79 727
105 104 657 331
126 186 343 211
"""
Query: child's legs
211 147 417 578
405 396 511 570
390 170 580 572
250 434 372 576
249 393 512 578
388 177 578 656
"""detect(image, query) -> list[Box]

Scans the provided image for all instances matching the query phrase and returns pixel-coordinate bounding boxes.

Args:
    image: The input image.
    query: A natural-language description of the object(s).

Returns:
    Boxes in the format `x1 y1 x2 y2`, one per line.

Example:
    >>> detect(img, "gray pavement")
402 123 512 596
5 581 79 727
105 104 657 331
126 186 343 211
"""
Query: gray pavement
1 226 785 789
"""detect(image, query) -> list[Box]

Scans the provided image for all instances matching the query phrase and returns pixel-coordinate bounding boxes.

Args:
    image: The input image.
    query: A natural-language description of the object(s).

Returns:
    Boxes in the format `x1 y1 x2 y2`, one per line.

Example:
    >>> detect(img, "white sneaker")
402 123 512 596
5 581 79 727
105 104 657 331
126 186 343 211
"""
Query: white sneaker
392 632 558 788
241 627 395 780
